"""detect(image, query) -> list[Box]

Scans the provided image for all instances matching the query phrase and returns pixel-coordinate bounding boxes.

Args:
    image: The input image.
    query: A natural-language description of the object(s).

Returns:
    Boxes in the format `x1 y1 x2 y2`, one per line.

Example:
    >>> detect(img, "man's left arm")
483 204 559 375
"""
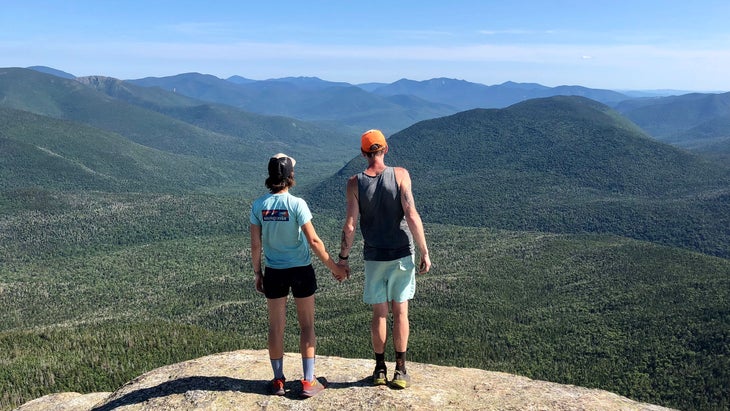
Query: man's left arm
397 168 431 274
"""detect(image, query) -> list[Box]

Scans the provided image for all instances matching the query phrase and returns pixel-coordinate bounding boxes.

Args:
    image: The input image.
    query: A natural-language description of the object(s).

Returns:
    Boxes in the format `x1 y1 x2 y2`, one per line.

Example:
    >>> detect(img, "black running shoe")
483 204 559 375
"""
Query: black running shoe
390 370 410 389
372 368 388 386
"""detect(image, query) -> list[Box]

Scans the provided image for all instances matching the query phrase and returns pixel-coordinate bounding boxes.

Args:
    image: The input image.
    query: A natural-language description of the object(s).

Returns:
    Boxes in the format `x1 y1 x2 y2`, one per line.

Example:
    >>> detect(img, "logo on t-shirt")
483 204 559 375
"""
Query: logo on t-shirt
262 209 290 221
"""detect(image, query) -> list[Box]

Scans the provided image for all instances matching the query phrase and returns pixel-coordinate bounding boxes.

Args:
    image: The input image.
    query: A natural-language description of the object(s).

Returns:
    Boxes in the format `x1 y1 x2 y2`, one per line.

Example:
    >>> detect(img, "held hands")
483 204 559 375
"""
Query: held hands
332 259 350 282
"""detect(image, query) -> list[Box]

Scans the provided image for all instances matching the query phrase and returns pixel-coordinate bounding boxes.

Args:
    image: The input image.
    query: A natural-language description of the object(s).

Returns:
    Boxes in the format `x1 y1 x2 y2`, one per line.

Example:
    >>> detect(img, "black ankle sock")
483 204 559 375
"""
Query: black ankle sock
375 352 386 370
395 350 407 373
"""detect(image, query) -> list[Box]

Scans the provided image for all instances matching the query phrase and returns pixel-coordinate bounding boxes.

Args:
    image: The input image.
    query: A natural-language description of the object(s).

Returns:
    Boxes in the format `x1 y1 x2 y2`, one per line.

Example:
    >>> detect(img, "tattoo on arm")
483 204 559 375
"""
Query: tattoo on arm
403 187 415 208
340 230 350 250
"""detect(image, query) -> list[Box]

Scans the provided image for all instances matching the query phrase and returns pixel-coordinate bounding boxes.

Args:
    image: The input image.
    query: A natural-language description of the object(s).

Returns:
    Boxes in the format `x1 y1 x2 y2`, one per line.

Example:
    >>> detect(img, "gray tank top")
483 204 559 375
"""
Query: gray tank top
357 167 413 261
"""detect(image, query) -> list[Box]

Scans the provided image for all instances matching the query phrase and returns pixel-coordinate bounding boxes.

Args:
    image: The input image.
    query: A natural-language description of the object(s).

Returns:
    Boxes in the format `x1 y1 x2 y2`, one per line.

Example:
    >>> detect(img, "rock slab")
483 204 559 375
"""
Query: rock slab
15 349 676 411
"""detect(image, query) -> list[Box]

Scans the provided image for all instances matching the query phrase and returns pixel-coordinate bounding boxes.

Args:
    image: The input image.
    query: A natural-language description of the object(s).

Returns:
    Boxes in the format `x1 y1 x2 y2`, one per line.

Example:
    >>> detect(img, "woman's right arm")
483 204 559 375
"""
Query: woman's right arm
250 223 265 293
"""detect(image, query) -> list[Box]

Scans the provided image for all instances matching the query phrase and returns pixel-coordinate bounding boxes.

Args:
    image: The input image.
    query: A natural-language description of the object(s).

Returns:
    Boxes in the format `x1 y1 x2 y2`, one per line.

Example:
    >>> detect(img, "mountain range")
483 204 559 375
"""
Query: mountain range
128 72 456 135
125 73 635 134
2 66 729 257
139 73 730 155
34 65 728 155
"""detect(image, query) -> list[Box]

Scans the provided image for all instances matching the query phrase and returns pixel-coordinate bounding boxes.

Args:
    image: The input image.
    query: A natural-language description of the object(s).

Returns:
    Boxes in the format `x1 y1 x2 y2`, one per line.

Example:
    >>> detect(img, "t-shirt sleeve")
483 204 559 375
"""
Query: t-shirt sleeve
249 203 261 225
297 198 313 227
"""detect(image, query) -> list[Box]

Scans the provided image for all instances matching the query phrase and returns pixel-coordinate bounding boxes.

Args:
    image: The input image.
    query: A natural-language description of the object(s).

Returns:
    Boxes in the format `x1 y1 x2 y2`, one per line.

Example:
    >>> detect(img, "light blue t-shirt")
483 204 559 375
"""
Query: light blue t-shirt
250 192 313 269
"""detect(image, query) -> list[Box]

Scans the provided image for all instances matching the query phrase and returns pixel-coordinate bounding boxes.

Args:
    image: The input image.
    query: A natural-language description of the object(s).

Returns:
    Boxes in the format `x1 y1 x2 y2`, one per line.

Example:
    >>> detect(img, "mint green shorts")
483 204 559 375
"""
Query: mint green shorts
363 255 416 304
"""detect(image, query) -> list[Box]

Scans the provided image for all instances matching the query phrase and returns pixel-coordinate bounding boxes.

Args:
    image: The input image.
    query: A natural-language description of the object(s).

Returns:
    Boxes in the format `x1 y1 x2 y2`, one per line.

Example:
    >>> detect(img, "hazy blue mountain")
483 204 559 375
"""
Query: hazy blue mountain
76 75 203 109
617 89 698 98
356 82 389 92
260 76 353 90
371 77 497 110
665 113 730 146
371 78 630 110
548 84 629 104
614 92 730 152
225 75 256 85
130 72 253 106
308 96 730 258
129 73 459 134
27 65 76 79
665 114 730 164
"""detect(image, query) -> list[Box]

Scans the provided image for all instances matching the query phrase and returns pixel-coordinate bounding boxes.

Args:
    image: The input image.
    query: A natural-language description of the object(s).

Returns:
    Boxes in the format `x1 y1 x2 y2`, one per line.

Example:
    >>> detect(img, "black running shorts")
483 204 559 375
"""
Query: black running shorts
263 264 317 299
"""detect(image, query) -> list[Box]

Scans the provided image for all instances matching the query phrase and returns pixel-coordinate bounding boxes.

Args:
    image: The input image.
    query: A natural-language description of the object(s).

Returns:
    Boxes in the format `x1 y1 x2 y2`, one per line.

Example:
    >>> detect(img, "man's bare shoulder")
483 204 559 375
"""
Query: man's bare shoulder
346 174 359 191
393 167 411 179
392 167 412 191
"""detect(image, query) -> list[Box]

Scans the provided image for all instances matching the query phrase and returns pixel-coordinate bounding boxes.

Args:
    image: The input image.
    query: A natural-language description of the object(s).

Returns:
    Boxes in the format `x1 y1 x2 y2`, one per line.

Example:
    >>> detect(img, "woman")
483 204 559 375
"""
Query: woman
250 153 348 398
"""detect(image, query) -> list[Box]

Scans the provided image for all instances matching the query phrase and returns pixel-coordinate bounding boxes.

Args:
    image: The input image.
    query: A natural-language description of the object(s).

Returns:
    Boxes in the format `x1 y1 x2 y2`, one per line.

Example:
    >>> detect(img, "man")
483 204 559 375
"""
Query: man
337 129 431 389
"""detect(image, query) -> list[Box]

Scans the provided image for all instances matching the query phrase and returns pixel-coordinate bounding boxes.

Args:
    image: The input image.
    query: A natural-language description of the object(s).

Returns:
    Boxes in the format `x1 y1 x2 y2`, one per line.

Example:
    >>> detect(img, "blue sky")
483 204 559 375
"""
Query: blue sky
2 0 730 91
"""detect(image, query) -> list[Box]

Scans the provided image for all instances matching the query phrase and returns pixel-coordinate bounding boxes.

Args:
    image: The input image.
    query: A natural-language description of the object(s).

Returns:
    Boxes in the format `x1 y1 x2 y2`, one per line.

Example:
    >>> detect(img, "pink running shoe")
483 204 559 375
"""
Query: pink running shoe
300 377 325 398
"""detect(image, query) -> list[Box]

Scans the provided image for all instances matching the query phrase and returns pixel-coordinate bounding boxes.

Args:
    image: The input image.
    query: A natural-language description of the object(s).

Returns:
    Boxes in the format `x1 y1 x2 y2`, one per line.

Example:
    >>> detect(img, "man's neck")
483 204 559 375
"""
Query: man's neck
365 160 387 176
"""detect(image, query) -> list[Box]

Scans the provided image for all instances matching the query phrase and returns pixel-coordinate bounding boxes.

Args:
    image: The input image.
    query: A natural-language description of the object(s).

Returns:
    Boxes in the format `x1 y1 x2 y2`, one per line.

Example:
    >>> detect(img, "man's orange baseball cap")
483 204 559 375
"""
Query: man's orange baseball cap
361 129 388 153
